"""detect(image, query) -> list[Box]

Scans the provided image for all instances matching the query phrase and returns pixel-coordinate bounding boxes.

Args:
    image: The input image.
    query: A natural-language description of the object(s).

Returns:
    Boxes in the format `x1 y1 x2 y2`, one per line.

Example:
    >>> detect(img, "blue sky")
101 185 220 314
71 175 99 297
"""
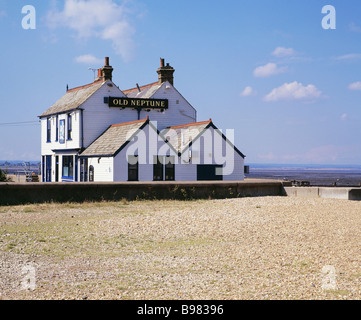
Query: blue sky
0 0 360 165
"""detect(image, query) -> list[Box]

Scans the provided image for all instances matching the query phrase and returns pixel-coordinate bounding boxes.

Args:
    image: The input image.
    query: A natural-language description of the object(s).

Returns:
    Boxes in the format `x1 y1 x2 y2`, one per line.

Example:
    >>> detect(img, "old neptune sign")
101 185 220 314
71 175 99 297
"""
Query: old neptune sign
108 97 168 109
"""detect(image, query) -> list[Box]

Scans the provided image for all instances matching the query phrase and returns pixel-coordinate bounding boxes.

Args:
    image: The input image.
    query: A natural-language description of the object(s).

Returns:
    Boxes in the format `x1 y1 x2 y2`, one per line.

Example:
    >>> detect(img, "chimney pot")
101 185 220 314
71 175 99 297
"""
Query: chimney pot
157 59 175 86
95 57 113 82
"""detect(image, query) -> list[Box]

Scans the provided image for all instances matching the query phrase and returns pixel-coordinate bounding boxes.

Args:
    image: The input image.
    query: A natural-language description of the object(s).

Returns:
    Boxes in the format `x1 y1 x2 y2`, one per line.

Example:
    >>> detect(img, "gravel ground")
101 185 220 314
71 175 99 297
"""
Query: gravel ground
0 196 360 300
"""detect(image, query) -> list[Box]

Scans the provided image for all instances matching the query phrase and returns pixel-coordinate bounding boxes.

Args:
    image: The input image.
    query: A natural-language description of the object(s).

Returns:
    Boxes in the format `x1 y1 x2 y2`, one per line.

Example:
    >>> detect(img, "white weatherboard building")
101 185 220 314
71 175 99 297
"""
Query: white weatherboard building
39 58 245 182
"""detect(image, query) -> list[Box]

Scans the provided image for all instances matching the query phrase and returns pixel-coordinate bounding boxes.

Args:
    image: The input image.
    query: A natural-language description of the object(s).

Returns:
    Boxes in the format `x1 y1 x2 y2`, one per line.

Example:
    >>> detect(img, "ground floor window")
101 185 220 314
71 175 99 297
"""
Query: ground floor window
153 156 163 181
165 156 175 181
128 155 138 181
62 155 74 179
80 158 88 182
197 165 223 181
46 155 52 182
42 155 52 182
55 156 59 182
153 156 175 181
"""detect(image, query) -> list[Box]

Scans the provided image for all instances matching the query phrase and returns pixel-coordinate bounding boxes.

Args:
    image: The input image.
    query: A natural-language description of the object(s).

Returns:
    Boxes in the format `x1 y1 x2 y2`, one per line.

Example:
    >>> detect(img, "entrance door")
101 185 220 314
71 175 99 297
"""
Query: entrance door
128 156 138 181
197 165 223 181
45 156 52 182
55 156 59 182
80 158 88 182
89 165 94 182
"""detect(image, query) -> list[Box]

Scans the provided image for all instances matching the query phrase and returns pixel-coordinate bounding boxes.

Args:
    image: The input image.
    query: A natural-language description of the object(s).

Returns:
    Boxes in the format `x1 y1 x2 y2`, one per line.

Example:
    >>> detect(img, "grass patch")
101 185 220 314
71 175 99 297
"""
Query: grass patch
7 242 17 250
328 289 350 297
136 237 214 254
0 199 211 259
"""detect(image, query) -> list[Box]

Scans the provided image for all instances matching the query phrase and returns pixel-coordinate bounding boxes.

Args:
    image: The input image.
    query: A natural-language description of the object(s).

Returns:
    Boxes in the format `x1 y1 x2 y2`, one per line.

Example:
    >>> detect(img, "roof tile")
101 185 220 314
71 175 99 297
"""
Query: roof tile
80 118 148 157
40 81 106 117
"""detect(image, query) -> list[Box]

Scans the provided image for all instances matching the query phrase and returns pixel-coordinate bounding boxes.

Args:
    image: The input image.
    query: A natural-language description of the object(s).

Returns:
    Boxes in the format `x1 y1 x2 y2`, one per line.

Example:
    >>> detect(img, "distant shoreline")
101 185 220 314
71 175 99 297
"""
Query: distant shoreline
2 162 361 186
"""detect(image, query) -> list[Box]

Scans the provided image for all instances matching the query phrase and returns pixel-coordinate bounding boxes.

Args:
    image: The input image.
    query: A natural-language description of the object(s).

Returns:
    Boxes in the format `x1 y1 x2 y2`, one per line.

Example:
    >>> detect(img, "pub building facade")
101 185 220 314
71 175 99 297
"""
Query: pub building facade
39 58 245 182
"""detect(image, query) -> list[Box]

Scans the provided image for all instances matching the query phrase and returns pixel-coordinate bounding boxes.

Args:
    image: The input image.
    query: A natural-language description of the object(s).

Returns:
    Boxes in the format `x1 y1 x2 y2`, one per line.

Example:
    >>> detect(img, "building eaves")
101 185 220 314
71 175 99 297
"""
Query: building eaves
39 80 106 118
164 120 246 159
162 120 212 154
123 81 197 115
80 118 149 157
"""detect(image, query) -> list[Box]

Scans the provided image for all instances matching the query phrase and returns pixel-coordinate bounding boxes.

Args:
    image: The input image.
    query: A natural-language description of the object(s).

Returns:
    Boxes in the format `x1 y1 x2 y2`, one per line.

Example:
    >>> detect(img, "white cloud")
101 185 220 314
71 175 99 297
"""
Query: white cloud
253 63 288 78
349 22 361 33
341 113 348 121
272 47 297 58
75 54 103 65
240 86 256 97
264 81 322 102
348 81 361 91
47 0 136 61
334 53 361 61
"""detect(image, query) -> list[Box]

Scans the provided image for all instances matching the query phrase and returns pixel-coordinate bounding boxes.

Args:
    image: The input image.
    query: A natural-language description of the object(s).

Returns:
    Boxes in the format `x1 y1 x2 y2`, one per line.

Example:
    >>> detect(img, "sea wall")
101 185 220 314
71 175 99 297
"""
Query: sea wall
284 186 361 200
0 181 286 205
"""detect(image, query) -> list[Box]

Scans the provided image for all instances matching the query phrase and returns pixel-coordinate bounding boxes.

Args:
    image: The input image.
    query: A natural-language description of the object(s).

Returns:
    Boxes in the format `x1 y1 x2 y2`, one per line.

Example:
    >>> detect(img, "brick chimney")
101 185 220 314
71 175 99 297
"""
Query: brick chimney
157 58 175 85
95 57 113 82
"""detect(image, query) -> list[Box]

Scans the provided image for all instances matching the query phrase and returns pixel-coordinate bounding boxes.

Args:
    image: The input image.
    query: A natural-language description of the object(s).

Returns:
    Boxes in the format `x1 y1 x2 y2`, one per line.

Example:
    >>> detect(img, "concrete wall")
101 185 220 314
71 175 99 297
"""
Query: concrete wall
0 181 284 205
283 187 320 198
284 186 361 201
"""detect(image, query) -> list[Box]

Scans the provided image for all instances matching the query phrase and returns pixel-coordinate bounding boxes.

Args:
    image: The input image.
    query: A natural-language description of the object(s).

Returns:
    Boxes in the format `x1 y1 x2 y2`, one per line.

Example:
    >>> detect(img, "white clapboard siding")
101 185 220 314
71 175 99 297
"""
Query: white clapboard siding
42 79 197 155
212 127 244 180
40 119 50 155
138 82 197 131
40 111 81 155
82 81 131 148
40 69 245 183
113 123 178 182
223 155 244 181
82 80 197 148
185 126 245 181
111 122 244 182
174 163 197 181
88 157 114 182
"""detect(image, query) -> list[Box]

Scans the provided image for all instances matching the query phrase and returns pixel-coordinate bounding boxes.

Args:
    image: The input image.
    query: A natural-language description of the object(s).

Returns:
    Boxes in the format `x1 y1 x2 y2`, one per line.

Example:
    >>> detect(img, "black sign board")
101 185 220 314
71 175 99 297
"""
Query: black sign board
108 97 168 109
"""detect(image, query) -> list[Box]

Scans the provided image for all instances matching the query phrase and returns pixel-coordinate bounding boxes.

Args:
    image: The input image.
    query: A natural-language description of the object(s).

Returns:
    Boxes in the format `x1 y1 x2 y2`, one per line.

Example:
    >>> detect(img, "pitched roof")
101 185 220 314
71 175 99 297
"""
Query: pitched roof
123 81 197 116
123 82 162 99
162 120 246 158
168 120 212 130
80 118 149 157
162 120 212 154
39 80 106 118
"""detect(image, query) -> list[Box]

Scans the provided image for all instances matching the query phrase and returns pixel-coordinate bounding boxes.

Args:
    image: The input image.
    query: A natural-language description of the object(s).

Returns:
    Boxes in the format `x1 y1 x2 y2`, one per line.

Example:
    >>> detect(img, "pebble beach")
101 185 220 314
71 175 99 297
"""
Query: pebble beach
1 196 361 300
